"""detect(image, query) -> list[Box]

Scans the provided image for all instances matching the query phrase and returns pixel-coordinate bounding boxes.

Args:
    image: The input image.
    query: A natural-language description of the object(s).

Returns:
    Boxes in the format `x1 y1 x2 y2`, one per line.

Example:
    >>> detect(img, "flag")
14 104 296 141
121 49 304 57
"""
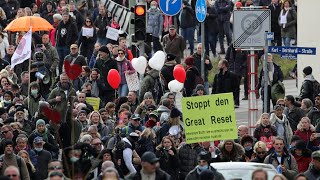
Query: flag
11 29 32 70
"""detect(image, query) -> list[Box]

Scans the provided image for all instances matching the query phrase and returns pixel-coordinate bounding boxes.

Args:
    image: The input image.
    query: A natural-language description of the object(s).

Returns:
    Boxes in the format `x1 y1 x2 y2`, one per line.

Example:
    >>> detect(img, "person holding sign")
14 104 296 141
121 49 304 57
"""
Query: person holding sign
78 17 97 62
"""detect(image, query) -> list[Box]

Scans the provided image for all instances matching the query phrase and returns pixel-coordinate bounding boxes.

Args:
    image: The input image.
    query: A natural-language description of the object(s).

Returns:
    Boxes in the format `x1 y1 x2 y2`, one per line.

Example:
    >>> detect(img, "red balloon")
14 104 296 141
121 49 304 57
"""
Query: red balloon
173 67 186 83
174 64 184 70
107 69 121 89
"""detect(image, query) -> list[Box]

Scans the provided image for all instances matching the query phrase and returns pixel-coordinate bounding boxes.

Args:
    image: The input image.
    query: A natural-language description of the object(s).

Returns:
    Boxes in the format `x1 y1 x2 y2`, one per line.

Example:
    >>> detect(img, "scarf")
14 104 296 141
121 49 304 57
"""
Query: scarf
36 128 49 142
280 8 290 28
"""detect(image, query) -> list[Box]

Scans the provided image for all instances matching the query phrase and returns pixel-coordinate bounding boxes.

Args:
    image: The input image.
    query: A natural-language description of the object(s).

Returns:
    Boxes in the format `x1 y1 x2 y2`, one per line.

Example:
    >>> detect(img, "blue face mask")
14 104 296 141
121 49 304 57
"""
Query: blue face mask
34 147 43 152
70 157 79 162
198 165 208 171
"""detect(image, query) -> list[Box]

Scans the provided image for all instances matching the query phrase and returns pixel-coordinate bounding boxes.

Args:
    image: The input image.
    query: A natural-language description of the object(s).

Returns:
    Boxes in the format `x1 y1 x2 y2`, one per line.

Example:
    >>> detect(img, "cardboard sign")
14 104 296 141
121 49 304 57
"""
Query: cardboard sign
181 93 238 144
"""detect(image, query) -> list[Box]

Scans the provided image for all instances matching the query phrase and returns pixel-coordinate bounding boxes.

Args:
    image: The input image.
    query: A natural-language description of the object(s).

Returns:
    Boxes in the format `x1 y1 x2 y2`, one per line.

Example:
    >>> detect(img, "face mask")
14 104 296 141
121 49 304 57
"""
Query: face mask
31 89 38 96
245 146 252 151
3 100 11 104
70 156 79 162
198 165 208 171
34 147 43 152
117 56 125 61
151 5 157 9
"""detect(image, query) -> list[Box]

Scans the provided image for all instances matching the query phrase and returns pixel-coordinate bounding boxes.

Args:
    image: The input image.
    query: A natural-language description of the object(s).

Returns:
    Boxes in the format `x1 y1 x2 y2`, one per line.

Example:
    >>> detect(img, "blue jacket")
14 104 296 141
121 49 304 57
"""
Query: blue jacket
146 8 163 37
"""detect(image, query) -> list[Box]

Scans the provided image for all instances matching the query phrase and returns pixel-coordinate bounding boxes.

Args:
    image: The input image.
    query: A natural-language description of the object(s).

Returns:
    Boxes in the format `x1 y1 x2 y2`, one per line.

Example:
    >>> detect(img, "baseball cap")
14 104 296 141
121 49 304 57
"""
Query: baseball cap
33 136 44 144
169 25 176 29
130 114 141 120
141 152 159 164
312 150 320 160
70 44 78 49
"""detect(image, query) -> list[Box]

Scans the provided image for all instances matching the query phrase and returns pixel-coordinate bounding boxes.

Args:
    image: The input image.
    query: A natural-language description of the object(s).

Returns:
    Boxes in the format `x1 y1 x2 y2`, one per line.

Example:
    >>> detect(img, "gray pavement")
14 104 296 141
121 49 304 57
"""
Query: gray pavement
235 79 298 127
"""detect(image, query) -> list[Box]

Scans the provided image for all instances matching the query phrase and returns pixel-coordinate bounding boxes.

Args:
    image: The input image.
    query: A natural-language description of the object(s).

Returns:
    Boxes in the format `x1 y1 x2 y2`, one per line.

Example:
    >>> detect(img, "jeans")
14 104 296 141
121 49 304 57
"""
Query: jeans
56 46 70 73
282 37 291 47
181 27 195 55
97 37 108 46
118 84 128 97
217 20 232 50
205 31 218 56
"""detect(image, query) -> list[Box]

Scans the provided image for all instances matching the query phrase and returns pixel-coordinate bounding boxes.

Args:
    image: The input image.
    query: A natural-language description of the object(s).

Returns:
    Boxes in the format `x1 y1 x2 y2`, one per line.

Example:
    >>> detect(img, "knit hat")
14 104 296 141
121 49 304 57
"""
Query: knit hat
36 119 46 127
170 108 180 118
167 54 176 61
15 107 25 113
197 151 211 163
303 66 312 76
184 56 195 66
78 110 88 116
295 140 307 150
33 136 44 144
99 46 110 54
149 111 159 121
143 92 153 100
195 84 205 92
240 135 254 146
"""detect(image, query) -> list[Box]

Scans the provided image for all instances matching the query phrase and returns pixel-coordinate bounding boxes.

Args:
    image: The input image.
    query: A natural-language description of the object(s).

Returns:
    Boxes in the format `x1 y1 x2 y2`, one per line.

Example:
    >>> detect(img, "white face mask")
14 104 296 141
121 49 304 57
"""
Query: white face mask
151 5 157 9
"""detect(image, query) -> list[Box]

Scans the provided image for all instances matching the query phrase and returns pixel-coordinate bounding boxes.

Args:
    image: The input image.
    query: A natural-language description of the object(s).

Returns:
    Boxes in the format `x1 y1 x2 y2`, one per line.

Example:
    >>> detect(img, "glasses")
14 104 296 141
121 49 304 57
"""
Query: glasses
257 151 266 155
86 21 91 23
48 166 62 170
2 130 9 135
118 52 124 55
6 174 17 177
93 143 102 146
278 104 285 106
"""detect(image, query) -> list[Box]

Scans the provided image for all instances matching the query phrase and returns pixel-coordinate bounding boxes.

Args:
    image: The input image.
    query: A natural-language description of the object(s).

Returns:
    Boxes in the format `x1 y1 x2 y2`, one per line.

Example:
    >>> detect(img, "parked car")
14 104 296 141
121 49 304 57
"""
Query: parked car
210 162 278 180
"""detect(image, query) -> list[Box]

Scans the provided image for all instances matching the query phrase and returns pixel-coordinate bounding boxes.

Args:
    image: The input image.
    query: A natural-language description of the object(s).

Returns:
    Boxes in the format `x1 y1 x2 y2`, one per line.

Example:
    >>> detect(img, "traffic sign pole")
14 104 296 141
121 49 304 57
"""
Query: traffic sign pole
263 31 269 113
201 22 205 81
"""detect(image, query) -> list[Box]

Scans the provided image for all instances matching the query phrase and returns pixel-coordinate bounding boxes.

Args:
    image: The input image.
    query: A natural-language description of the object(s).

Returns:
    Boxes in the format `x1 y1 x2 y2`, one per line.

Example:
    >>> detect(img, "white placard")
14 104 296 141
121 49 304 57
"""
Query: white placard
125 72 139 91
82 27 94 37
106 27 119 41
280 15 287 24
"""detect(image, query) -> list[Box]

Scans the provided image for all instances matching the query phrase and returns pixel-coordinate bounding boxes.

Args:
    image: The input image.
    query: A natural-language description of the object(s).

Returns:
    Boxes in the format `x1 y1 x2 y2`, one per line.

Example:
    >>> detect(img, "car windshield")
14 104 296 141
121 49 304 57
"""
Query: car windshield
218 169 277 180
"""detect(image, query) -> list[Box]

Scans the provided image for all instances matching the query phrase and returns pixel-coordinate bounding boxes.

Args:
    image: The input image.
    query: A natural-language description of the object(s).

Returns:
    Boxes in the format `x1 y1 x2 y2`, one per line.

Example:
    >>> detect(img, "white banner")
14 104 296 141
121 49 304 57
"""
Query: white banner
11 29 32 69
82 27 94 37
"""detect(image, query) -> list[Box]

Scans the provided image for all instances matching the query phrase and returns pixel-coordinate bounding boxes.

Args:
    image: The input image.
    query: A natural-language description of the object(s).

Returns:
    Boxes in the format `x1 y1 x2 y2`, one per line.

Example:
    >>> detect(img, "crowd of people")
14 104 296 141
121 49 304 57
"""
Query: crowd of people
0 0 318 180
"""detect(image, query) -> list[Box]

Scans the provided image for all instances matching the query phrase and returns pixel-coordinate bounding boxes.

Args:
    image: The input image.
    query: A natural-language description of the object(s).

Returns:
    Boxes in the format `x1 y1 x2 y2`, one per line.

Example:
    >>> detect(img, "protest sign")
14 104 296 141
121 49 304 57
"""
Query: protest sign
86 97 100 111
106 27 119 41
181 93 237 144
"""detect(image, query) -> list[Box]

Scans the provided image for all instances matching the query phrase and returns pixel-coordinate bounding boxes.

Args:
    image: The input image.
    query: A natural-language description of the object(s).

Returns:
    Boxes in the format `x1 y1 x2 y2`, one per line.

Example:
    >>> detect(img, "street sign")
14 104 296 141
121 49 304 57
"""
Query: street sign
233 9 271 48
195 0 207 22
266 32 274 40
159 0 182 16
281 54 297 59
268 46 317 55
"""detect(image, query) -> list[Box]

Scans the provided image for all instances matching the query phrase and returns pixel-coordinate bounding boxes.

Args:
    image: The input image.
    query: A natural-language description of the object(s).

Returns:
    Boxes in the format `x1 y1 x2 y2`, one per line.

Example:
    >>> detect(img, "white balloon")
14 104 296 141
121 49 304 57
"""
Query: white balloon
168 80 184 93
131 57 147 74
149 51 166 71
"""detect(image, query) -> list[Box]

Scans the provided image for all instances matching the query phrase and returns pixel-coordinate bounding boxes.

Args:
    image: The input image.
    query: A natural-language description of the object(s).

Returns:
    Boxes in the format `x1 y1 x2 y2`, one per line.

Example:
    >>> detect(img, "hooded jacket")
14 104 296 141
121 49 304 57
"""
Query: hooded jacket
47 82 76 123
160 60 177 90
298 74 315 102
217 141 245 162
270 113 293 147
146 7 163 37
139 68 160 102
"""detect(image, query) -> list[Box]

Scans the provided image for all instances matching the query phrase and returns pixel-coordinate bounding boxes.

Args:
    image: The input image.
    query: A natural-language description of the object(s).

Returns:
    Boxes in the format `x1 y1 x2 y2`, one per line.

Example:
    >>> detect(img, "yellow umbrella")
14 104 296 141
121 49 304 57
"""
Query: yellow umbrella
4 16 54 32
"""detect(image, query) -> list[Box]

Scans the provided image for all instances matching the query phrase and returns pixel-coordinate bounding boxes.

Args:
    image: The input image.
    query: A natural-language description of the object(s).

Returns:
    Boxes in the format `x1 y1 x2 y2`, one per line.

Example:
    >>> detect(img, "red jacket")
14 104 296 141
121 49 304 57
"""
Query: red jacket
294 154 312 173
294 129 319 146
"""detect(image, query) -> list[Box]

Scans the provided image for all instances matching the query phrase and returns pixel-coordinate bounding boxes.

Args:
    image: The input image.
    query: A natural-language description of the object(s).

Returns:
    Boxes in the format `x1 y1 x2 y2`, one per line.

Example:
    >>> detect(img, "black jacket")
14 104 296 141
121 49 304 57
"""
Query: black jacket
179 5 196 29
226 44 248 76
192 53 213 82
185 166 225 180
94 57 118 91
126 168 171 180
215 0 232 22
269 3 281 36
94 14 109 38
160 60 176 90
204 5 219 34
297 77 314 102
155 147 179 180
178 143 204 179
212 70 239 95
55 18 78 47
185 66 200 97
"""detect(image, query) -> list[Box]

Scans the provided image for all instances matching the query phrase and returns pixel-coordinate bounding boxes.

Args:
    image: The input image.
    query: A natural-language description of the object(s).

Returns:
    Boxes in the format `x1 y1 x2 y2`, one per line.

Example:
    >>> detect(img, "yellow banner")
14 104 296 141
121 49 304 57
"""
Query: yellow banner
181 93 238 144
86 97 100 111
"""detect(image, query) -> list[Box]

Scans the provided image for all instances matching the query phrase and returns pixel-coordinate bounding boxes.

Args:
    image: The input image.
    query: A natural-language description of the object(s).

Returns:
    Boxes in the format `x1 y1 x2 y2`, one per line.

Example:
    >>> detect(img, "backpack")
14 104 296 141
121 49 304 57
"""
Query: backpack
112 135 132 160
312 80 320 99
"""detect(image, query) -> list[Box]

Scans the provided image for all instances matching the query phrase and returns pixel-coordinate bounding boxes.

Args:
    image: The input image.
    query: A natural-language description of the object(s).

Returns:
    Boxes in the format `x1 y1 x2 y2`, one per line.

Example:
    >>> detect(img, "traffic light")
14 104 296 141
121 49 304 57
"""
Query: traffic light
134 5 146 41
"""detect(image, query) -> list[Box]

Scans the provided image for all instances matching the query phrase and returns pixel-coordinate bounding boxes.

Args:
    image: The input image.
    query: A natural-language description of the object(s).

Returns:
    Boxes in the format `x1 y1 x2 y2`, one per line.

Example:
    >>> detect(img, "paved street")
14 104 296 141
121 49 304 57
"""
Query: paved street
236 79 298 128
